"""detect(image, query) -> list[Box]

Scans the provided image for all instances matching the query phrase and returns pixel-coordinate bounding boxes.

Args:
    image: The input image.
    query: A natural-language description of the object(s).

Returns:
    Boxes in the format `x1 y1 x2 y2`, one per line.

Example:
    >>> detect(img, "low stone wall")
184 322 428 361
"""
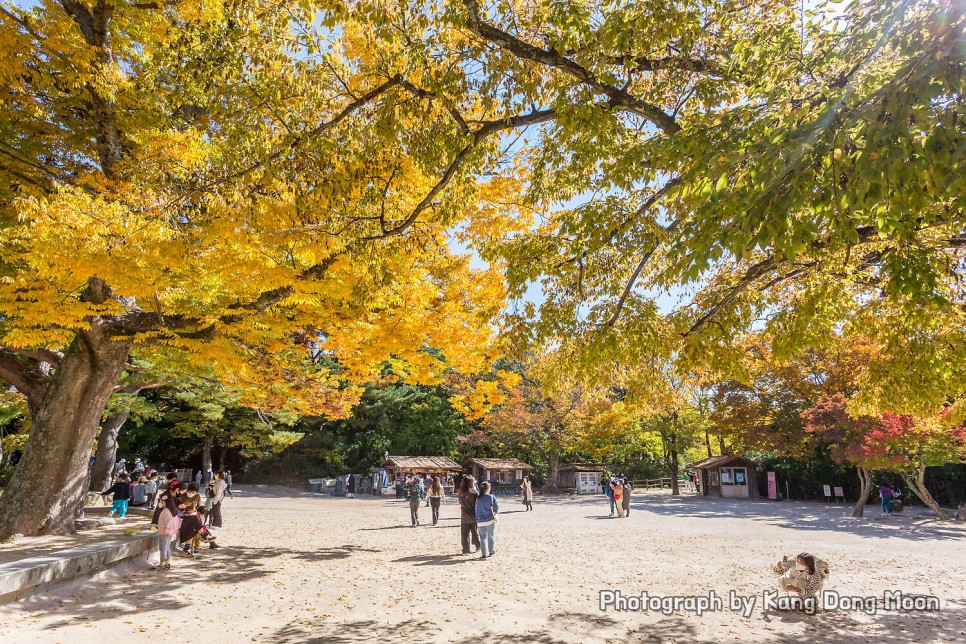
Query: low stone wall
0 533 155 603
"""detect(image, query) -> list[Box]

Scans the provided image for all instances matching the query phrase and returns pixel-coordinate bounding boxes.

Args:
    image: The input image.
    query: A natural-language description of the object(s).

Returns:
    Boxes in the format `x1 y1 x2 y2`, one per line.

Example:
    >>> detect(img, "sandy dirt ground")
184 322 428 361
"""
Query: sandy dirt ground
0 485 964 643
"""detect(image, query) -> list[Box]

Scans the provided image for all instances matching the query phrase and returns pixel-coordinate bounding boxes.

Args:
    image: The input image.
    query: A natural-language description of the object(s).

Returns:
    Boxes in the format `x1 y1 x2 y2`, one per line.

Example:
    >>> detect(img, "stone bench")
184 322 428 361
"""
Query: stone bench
0 533 156 603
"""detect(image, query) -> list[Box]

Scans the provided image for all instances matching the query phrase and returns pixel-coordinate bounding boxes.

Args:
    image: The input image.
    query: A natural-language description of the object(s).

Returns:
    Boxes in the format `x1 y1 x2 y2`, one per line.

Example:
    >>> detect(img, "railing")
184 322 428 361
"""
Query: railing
631 477 693 490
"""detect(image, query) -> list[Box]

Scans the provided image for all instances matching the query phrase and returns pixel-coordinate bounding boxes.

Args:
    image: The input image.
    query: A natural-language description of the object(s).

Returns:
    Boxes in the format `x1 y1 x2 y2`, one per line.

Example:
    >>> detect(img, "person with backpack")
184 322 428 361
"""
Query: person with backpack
406 475 423 527
605 476 616 516
475 481 500 560
154 501 181 572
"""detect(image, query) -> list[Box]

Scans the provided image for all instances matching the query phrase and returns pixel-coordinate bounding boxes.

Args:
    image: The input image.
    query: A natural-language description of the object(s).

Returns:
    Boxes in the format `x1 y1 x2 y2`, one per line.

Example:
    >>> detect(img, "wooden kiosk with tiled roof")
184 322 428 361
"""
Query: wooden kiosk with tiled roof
379 455 461 494
463 458 533 495
382 455 463 478
690 455 759 499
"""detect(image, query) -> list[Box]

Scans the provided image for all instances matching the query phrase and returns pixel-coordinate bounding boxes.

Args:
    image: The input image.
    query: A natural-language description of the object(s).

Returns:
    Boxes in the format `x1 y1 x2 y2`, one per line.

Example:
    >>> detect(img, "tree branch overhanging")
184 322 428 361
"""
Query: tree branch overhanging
460 0 681 134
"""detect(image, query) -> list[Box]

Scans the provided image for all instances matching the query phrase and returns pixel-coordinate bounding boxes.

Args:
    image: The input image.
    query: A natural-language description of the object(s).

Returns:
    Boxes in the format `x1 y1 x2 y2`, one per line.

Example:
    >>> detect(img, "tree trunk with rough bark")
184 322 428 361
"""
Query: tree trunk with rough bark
0 327 131 538
903 466 949 520
669 449 680 495
89 409 131 492
202 429 214 478
543 447 560 492
852 466 872 518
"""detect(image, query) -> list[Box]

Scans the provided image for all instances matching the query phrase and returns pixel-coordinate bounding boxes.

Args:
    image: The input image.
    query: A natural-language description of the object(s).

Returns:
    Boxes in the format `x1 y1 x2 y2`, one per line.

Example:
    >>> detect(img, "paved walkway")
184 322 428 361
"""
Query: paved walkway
0 486 963 643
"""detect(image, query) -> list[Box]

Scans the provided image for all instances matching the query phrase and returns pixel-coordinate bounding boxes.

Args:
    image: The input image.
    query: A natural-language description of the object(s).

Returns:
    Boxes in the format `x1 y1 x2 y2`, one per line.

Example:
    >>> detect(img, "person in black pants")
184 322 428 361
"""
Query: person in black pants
406 475 423 526
457 476 481 553
427 476 444 525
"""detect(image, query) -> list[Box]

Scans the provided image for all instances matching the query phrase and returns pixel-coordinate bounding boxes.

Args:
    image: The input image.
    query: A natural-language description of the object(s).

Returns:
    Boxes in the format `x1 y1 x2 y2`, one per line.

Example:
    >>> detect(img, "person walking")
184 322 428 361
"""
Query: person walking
225 470 234 498
195 470 202 488
520 475 533 511
475 482 500 560
406 475 423 527
395 476 405 500
427 476 444 525
622 480 632 517
207 471 228 528
611 478 625 518
346 473 356 499
458 476 481 554
101 473 132 518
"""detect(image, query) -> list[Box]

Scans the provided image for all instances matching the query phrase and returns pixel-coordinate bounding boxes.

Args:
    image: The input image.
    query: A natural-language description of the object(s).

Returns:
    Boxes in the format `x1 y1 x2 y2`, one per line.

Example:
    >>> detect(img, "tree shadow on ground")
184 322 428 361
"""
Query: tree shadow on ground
1 543 382 631
269 610 697 643
270 604 966 643
4 543 273 630
293 545 381 561
762 602 966 643
391 553 473 566
635 495 966 542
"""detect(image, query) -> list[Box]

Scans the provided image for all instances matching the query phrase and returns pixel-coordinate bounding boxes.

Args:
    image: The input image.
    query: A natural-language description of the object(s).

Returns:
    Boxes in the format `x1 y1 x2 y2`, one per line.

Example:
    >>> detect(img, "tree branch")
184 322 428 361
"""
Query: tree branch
0 349 49 405
461 0 680 134
364 108 557 240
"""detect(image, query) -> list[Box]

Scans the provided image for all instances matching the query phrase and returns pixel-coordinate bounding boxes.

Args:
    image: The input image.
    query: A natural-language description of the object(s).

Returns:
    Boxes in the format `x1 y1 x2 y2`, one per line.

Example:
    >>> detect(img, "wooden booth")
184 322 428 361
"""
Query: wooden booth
381 455 462 495
691 455 759 499
463 458 533 495
557 463 606 494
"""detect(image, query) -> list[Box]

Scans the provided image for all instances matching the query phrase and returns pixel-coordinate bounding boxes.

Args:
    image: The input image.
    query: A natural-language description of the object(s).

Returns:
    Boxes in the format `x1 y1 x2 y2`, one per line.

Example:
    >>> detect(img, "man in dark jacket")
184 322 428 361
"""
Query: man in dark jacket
458 476 481 554
101 473 132 518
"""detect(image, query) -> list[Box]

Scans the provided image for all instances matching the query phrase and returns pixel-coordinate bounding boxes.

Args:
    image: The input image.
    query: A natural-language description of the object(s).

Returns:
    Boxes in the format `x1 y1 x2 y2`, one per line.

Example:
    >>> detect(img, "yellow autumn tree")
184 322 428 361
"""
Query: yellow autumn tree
0 1 544 536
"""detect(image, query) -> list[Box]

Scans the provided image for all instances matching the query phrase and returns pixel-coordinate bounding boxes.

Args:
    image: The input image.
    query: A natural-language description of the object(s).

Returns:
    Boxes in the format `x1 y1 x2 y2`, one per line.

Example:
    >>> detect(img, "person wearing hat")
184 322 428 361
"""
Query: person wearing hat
131 476 149 507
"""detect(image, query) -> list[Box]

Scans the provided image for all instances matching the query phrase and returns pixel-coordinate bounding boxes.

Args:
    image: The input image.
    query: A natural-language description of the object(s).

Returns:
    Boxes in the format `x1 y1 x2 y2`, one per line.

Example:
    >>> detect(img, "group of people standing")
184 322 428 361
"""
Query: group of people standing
149 470 230 571
604 476 633 518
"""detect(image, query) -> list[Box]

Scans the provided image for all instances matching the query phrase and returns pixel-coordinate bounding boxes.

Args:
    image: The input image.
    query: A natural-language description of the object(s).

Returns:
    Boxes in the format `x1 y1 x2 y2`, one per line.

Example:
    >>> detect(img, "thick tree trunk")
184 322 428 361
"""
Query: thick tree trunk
670 449 680 495
543 448 560 492
852 466 872 518
218 441 228 471
0 327 131 537
904 467 949 520
202 429 214 477
704 426 713 458
717 436 726 453
89 409 131 492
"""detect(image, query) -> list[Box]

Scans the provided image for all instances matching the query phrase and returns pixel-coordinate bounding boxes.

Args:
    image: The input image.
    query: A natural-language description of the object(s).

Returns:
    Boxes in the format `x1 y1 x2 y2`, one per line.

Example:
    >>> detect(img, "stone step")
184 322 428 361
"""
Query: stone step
0 533 156 603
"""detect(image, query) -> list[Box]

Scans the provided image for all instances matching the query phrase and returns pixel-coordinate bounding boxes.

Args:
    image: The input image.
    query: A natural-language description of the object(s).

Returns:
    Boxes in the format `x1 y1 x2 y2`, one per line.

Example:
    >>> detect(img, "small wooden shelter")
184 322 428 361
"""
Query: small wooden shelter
690 455 759 499
557 463 606 494
463 458 533 484
381 455 462 484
